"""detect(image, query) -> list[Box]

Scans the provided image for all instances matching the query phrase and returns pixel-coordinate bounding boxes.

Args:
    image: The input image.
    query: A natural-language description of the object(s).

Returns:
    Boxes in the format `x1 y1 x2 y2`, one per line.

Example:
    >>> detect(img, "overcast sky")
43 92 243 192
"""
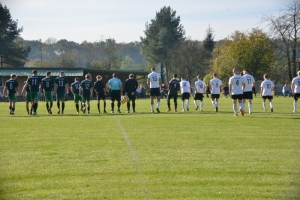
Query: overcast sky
1 0 293 43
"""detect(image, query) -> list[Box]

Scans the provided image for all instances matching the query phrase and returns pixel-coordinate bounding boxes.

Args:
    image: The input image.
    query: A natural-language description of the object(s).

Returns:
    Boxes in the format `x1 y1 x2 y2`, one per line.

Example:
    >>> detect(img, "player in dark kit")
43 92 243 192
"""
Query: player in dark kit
167 74 180 112
24 80 33 114
71 77 83 114
22 70 41 115
54 71 69 114
41 71 54 114
94 75 107 113
3 74 19 114
123 74 138 113
80 74 93 114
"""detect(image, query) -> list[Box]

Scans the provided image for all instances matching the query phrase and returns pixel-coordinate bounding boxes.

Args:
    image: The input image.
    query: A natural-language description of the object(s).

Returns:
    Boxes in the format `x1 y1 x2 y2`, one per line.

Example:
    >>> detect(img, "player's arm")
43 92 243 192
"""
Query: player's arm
3 86 7 98
79 85 83 95
260 87 263 96
147 78 150 88
90 86 93 97
229 84 232 98
70 85 74 94
53 82 58 95
21 81 29 94
291 82 295 95
159 77 162 90
66 83 69 94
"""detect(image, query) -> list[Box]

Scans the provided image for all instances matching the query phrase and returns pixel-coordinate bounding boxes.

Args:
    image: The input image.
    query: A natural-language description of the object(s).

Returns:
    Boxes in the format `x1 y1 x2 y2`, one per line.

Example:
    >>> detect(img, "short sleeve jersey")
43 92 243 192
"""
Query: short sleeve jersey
5 79 18 95
55 77 69 94
260 79 274 96
228 75 245 95
27 75 41 93
148 72 161 88
243 74 255 92
42 77 54 92
291 76 300 93
195 80 207 94
210 78 222 94
107 78 122 90
124 78 138 94
94 80 105 93
80 80 93 97
71 81 81 94
180 80 190 93
168 79 180 94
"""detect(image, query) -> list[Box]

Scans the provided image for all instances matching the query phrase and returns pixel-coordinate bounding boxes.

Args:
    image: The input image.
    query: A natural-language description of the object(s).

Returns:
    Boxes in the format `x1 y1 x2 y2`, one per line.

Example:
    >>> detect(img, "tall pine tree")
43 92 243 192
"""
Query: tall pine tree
0 3 30 67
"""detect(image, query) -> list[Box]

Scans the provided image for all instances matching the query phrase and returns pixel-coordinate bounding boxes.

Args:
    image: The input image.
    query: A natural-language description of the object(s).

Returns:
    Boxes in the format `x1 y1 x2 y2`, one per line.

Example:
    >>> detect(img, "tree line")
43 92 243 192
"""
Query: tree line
1 1 300 84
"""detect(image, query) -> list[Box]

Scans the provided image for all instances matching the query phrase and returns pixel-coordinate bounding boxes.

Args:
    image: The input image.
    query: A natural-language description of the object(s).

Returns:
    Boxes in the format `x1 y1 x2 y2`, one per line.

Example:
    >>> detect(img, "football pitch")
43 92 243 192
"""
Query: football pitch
0 96 299 199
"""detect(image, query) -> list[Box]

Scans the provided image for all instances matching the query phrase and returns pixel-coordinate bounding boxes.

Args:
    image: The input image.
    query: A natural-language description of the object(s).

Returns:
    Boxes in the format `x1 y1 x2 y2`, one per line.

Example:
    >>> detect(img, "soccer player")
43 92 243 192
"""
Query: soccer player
194 75 206 112
260 74 275 112
291 70 300 113
229 68 246 116
41 71 54 114
54 71 69 114
123 74 138 113
242 69 255 114
23 80 33 114
180 76 191 112
107 73 122 113
147 67 162 113
166 74 180 112
22 70 41 115
209 73 223 112
70 77 83 114
80 74 93 114
3 74 18 114
94 75 107 113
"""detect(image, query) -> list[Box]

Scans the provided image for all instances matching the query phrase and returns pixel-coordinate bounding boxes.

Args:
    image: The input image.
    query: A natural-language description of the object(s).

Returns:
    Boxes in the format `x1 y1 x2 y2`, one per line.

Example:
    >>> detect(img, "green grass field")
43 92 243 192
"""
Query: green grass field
0 96 299 199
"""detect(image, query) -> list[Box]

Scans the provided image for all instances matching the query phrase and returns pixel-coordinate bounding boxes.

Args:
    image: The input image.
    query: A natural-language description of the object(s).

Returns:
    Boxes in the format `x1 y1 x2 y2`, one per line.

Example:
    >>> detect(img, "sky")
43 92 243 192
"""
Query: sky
1 0 294 44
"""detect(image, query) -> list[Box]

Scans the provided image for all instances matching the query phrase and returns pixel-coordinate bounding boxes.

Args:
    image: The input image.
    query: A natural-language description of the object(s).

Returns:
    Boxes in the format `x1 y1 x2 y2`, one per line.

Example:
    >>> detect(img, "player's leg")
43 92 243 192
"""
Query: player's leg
166 93 171 112
194 94 199 110
215 96 219 112
232 98 238 116
200 94 204 111
262 97 267 111
103 99 107 113
238 96 244 116
248 99 252 114
186 94 190 111
155 89 161 113
116 92 121 113
211 94 215 108
131 94 136 112
97 94 101 113
181 95 185 112
87 99 90 114
269 97 273 112
150 96 154 112
174 94 178 112
293 94 298 112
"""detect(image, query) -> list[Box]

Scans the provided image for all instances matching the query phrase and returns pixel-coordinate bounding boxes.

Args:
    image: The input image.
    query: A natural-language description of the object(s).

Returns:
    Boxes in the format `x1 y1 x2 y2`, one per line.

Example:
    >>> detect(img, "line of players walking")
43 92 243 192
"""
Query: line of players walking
2 69 300 115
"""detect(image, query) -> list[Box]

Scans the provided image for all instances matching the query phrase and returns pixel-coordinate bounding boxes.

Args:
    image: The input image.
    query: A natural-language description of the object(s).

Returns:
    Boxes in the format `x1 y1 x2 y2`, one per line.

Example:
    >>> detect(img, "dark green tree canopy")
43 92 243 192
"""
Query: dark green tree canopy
0 3 30 67
141 6 185 64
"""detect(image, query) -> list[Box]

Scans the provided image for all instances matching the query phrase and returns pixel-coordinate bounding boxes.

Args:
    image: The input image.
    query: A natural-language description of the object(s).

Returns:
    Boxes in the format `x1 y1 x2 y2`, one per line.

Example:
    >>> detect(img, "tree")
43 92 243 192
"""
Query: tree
211 29 276 81
203 25 215 56
262 0 300 80
141 6 185 82
99 38 121 69
0 3 30 67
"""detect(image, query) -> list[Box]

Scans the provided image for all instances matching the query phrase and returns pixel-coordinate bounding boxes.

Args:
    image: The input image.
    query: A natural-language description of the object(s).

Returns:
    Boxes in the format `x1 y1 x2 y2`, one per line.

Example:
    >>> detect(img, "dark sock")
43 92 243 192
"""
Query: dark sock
117 101 121 109
50 102 53 109
9 106 12 110
132 102 135 110
62 103 65 113
104 102 106 111
12 107 15 111
175 103 177 110
33 103 37 112
35 103 38 112
57 102 60 109
88 107 90 112
76 104 79 112
111 102 114 111
167 102 170 109
97 103 100 112
46 102 49 110
127 102 130 110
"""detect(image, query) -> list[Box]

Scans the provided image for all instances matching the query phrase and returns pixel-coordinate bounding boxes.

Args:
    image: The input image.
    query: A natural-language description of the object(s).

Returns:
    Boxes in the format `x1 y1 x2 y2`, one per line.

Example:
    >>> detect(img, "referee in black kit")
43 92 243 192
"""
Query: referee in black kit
123 74 138 113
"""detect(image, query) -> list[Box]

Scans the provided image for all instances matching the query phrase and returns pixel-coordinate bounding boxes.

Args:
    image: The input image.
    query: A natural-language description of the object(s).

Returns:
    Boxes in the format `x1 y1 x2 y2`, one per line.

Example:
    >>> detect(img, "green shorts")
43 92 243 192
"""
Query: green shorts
31 92 39 100
74 93 82 103
82 96 91 103
25 92 32 102
8 94 17 102
56 93 66 101
44 91 53 102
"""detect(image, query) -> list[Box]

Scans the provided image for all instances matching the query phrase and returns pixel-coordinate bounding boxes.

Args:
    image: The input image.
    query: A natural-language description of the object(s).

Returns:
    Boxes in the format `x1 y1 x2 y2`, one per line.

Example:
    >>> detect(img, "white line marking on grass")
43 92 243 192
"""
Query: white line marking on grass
115 117 153 200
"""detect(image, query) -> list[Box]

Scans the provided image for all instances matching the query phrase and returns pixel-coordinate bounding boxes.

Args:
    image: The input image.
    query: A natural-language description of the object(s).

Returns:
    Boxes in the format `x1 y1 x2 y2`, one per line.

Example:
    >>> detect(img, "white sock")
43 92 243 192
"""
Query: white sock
215 102 218 108
182 101 184 109
200 101 203 110
270 102 273 108
239 103 243 109
150 104 154 111
156 101 160 108
186 100 190 109
263 102 266 110
249 103 252 113
194 100 198 107
211 101 215 107
233 104 237 114
294 102 297 111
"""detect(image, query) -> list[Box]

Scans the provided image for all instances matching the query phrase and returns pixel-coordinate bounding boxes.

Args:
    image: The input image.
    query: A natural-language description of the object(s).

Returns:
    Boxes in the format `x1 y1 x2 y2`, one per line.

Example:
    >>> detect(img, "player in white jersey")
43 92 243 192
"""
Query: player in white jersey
194 75 206 111
147 68 162 113
242 69 255 114
180 77 191 112
229 68 245 116
209 73 223 112
291 70 300 112
260 74 275 112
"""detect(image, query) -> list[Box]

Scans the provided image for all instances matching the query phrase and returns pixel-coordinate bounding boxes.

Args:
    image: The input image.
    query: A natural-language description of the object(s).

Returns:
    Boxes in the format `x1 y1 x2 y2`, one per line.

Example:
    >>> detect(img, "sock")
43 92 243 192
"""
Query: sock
104 102 106 111
76 104 79 112
9 106 12 111
132 102 135 110
46 102 49 111
35 102 38 112
33 103 37 112
57 102 60 109
233 104 237 114
62 103 65 113
82 103 86 108
88 107 90 112
211 101 215 107
127 102 130 110
186 100 190 109
167 102 170 109
97 103 100 112
50 102 53 109
156 101 160 108
215 102 218 108
182 101 184 109
117 101 121 109
194 100 198 107
200 101 203 110
294 102 297 111
175 103 177 110
249 103 252 113
12 107 15 111
150 104 154 111
270 102 273 108
111 102 114 111
263 102 266 110
239 103 243 109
